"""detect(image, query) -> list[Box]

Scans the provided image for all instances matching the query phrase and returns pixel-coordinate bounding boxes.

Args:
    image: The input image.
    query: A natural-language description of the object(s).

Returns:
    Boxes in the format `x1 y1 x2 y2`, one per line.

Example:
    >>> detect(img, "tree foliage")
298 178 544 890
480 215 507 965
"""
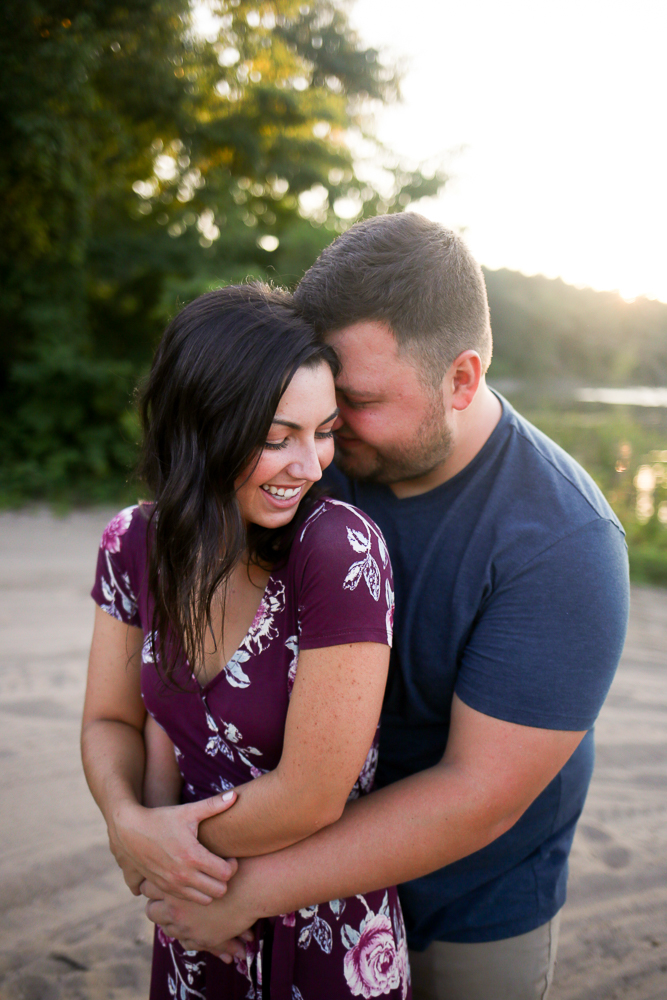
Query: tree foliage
486 267 667 386
0 0 445 504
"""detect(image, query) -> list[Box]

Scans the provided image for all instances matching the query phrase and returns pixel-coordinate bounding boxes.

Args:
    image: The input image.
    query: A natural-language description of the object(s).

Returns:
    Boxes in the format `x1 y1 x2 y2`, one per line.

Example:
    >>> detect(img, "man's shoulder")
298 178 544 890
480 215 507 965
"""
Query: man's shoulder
499 403 624 537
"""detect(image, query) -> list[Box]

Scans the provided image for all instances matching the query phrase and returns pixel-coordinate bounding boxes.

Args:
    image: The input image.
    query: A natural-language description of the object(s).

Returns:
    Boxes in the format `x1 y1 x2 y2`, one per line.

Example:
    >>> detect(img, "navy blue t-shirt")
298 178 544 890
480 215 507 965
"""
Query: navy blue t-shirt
323 393 629 946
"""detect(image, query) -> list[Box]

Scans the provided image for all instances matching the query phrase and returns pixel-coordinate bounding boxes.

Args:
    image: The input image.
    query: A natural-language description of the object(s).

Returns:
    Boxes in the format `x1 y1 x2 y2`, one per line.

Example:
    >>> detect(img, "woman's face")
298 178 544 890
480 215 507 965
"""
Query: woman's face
235 362 338 529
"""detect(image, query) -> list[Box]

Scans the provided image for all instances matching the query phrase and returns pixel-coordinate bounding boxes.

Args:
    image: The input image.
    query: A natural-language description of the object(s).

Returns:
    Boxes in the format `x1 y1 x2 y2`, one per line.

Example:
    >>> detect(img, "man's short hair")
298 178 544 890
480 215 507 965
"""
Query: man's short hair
293 213 492 385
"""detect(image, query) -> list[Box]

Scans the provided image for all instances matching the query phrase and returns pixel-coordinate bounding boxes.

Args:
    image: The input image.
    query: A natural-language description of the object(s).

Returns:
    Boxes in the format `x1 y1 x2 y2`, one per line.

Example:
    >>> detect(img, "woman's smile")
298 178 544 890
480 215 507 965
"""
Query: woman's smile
259 483 304 507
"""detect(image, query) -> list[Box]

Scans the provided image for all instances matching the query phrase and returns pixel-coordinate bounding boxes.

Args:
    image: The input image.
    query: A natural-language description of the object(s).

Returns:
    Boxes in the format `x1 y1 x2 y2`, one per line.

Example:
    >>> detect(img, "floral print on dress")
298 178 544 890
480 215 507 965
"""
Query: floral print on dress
99 499 407 1000
244 578 286 655
285 635 299 696
342 893 409 999
348 736 379 800
98 506 139 623
300 500 394 647
156 927 207 1000
385 580 395 647
202 697 265 779
218 578 287 690
101 506 135 553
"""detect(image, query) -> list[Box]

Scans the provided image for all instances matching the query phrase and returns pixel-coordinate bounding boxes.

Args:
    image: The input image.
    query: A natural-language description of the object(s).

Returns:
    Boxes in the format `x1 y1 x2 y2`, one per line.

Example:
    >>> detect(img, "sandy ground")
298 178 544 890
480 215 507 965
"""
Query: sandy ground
0 508 665 1000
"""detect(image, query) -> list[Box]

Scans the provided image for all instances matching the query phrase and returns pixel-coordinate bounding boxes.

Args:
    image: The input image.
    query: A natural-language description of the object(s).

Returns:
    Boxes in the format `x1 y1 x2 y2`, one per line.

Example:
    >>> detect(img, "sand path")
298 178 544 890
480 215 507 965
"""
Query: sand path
0 508 665 999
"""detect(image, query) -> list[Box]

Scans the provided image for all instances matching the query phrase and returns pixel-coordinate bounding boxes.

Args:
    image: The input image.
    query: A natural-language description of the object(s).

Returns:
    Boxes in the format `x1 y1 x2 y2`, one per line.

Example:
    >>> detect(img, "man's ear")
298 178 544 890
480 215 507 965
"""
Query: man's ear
445 351 482 412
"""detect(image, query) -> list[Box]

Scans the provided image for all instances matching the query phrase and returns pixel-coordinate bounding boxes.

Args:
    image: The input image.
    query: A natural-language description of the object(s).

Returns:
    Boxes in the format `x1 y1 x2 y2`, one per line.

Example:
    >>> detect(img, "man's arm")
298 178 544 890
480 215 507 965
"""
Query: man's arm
145 694 585 949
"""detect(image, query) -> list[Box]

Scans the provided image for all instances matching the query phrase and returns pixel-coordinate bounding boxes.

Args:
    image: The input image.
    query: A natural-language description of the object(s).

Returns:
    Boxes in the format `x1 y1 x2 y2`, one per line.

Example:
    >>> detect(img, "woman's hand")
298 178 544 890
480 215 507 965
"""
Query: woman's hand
109 792 239 904
142 879 255 960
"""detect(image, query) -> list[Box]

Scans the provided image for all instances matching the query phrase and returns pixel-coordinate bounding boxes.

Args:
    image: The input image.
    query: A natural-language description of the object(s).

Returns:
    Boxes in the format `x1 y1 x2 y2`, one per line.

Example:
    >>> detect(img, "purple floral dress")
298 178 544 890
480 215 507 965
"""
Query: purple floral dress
91 499 410 1000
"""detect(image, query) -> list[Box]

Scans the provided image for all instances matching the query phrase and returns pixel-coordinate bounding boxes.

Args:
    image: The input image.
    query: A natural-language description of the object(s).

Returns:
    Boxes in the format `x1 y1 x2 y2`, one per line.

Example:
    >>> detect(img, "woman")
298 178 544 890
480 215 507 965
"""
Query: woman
81 285 410 1000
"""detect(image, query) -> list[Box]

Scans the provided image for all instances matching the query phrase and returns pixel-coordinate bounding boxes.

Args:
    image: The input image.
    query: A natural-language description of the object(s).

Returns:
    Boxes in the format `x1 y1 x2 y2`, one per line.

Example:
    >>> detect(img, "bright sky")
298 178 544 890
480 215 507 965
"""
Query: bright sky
350 0 667 302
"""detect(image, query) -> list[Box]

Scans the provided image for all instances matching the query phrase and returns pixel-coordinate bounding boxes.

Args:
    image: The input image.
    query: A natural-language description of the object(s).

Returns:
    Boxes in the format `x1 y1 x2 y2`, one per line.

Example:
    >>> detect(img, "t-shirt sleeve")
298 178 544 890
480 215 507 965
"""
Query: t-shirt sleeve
90 506 142 628
293 500 395 650
455 517 629 731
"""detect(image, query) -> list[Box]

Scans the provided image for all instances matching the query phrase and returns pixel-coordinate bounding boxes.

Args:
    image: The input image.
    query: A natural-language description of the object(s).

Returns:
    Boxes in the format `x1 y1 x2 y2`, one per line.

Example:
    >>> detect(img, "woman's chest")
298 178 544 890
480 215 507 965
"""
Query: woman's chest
141 572 301 781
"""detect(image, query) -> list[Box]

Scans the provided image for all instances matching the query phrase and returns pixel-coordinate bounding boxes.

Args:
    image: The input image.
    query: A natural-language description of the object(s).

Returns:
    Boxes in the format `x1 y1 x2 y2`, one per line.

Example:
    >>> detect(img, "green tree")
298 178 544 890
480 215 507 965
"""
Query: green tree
0 0 446 504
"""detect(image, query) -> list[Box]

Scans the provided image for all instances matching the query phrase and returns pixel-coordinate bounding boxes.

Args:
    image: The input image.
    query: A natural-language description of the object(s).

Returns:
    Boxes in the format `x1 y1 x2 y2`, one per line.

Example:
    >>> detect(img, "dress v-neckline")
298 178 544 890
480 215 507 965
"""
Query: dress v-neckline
196 572 274 695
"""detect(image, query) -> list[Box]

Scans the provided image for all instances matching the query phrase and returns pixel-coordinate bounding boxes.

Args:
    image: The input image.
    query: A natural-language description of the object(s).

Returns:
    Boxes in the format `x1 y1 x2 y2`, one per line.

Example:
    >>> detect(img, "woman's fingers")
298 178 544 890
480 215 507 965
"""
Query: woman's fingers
140 879 159 898
184 791 237 825
212 937 247 961
191 845 238 884
182 871 233 902
176 885 216 905
148 865 231 904
123 868 144 896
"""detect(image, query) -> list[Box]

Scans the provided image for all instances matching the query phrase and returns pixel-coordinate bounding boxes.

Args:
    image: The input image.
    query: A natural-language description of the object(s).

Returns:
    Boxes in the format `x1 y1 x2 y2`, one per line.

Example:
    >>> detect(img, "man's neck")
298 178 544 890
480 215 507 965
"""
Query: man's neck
389 383 503 499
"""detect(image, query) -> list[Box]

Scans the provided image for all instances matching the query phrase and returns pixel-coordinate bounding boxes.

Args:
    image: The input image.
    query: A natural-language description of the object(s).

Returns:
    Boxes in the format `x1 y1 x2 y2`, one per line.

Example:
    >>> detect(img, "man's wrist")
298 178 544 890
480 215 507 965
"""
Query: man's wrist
218 856 265 931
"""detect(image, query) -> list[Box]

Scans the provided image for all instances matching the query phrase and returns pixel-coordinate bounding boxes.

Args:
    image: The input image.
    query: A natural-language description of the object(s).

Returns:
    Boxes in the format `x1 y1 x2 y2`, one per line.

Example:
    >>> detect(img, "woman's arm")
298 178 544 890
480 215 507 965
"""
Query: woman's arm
81 605 238 903
143 714 183 808
198 640 389 858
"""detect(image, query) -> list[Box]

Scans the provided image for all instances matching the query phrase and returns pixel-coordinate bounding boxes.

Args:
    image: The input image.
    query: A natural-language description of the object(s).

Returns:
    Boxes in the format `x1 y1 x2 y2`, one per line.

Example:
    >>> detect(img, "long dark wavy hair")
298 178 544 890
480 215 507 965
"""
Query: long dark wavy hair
137 283 339 685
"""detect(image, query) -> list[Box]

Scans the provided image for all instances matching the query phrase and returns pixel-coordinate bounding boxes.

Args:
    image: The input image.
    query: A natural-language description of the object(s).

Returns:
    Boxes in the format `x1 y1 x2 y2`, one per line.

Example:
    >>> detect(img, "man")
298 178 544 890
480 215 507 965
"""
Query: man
146 214 629 999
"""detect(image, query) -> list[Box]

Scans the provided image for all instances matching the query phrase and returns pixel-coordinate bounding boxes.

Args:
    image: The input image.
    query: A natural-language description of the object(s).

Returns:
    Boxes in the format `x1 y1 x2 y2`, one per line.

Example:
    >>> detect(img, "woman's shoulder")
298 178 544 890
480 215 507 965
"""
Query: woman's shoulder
293 498 392 589
93 504 152 627
99 503 151 559
289 497 394 647
297 496 385 546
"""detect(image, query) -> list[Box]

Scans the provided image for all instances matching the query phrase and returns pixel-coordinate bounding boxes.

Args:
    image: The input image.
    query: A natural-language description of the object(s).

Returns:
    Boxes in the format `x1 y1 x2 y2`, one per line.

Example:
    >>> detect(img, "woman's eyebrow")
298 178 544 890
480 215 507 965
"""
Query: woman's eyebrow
272 408 339 431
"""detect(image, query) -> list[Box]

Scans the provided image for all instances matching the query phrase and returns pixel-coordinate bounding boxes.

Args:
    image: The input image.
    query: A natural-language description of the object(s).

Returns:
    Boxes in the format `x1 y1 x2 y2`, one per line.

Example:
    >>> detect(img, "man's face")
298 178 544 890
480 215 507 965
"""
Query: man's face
326 321 453 485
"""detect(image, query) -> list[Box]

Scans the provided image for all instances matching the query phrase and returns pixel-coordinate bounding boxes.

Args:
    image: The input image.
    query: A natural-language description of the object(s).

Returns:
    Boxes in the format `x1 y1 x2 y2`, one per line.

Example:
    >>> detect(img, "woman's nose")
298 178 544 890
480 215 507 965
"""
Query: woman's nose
287 442 323 483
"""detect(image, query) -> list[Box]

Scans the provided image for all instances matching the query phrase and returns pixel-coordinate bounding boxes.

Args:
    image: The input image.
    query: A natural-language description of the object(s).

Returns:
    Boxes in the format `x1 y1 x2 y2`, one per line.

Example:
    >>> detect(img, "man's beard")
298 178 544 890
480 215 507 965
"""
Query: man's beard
334 400 453 485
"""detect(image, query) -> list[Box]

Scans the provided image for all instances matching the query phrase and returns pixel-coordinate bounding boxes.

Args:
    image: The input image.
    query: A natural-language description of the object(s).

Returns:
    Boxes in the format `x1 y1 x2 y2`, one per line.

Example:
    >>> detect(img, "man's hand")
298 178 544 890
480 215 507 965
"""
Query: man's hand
109 792 239 903
142 880 255 960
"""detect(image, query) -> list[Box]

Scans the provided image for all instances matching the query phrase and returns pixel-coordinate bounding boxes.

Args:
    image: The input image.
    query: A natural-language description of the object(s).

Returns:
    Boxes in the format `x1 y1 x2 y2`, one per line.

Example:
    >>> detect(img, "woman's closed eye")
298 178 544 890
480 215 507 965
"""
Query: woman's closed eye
264 429 334 451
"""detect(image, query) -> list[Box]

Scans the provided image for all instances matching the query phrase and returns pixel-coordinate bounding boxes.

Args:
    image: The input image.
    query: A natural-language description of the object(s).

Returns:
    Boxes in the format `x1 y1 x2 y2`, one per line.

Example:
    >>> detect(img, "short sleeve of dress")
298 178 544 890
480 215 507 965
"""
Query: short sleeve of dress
292 499 394 650
90 506 142 628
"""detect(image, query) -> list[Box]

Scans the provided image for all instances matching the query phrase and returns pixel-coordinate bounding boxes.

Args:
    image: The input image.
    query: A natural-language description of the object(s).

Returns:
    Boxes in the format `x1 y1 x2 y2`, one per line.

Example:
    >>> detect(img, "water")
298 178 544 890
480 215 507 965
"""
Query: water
576 387 667 408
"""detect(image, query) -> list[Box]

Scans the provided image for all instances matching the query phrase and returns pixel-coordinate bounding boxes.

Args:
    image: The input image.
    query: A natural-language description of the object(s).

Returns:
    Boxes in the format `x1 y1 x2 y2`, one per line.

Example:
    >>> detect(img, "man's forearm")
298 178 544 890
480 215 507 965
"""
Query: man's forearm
216 762 516 932
145 700 585 949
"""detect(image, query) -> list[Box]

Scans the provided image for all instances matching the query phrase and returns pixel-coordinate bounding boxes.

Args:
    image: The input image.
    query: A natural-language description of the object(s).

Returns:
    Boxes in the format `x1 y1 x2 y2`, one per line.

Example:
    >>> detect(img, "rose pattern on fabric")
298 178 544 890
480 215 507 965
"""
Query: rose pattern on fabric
392 905 411 1000
215 578 287 690
98 507 139 622
244 578 286 655
101 506 135 553
342 894 405 998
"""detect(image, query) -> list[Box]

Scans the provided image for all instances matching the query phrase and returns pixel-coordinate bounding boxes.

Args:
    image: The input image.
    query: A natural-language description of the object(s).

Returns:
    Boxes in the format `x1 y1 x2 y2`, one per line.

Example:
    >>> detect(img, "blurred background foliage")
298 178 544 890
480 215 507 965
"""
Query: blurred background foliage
0 0 444 503
1 0 666 583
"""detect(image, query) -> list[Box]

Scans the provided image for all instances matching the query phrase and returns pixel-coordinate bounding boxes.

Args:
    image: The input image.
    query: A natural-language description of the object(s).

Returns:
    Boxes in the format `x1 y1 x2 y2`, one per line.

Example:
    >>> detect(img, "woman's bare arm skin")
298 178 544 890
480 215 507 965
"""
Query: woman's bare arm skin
143 713 183 808
144 697 586 954
198 641 389 858
81 605 238 903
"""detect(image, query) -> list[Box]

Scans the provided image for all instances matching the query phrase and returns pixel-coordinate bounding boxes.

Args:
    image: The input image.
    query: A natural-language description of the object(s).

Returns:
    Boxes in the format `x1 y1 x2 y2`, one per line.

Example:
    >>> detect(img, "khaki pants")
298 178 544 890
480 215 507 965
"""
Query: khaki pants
409 911 561 1000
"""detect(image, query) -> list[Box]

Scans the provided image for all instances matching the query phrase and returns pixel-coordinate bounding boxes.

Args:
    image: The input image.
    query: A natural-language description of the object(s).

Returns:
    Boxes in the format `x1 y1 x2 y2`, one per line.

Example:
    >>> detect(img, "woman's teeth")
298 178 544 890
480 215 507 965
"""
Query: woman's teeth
261 485 301 498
